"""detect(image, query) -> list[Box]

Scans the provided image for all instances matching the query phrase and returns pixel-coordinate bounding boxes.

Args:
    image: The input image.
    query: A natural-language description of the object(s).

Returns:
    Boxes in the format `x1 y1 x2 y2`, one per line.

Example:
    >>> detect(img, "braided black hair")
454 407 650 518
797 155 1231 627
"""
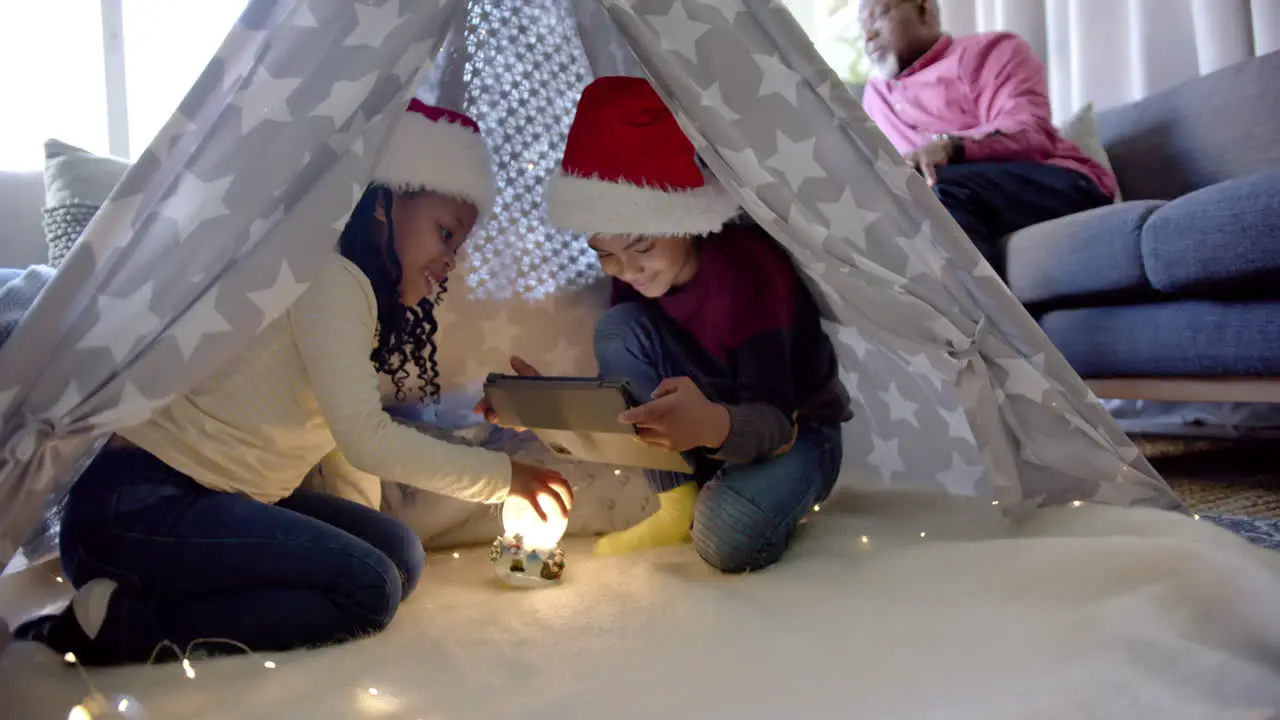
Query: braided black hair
338 185 445 404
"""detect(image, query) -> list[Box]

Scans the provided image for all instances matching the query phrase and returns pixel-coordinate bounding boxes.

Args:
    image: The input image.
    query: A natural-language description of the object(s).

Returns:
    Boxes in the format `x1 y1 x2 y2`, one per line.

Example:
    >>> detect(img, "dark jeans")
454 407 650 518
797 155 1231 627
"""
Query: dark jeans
57 446 425 665
593 302 844 573
932 161 1112 271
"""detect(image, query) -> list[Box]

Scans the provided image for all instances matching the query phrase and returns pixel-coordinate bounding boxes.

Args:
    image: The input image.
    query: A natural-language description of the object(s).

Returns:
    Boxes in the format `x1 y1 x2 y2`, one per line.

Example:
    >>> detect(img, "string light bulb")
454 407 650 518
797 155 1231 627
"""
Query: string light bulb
63 650 148 719
66 693 148 720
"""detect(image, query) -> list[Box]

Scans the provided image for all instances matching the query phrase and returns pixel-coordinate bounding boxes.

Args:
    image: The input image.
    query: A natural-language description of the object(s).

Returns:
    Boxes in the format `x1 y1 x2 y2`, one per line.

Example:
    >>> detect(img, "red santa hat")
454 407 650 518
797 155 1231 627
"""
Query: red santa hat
545 76 740 236
371 98 496 218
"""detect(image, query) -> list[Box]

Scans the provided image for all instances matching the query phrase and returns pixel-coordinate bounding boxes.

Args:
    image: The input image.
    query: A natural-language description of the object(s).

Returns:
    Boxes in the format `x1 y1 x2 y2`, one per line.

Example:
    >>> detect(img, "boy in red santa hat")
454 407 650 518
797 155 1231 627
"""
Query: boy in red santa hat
542 76 852 572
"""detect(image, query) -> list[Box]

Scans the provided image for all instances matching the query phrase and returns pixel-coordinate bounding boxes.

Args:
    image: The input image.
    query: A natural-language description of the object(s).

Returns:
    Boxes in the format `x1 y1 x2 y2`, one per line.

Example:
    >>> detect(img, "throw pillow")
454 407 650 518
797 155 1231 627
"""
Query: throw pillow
41 139 131 267
1057 103 1123 202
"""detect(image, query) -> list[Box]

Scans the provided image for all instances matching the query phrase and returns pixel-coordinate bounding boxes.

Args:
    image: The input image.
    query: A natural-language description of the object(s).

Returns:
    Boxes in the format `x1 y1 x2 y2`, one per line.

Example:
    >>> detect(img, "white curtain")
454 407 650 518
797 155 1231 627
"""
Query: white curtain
938 0 1280 121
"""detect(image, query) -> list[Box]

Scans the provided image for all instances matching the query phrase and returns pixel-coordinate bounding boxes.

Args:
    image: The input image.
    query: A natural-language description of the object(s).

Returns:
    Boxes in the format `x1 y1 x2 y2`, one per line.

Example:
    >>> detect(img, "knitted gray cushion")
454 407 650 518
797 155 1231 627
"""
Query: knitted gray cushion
40 139 131 267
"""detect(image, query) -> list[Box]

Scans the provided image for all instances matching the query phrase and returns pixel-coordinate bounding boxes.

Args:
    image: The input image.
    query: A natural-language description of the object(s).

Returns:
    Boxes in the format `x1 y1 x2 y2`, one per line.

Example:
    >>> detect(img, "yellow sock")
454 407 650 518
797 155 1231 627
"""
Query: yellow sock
593 482 698 557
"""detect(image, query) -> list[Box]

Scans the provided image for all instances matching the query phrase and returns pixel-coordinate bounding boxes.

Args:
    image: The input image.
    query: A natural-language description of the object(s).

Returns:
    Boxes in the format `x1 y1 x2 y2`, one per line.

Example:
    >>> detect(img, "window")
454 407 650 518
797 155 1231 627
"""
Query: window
0 1 109 170
0 0 245 172
122 1 248 158
782 0 872 83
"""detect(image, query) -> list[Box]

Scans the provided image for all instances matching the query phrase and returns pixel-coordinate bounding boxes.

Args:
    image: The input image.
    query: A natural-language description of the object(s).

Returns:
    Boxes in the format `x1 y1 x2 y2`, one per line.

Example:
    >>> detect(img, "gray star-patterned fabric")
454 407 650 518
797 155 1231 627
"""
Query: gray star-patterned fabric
0 0 1184 567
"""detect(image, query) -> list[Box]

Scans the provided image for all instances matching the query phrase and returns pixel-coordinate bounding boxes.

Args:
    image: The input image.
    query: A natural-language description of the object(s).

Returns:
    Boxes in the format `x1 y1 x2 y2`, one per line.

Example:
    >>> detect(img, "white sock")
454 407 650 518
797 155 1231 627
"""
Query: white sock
70 578 118 640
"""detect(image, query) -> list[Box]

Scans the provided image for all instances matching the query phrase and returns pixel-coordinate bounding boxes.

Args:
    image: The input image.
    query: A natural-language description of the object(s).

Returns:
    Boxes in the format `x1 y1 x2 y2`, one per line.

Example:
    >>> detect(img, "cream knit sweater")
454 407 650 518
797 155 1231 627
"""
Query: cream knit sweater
120 254 511 506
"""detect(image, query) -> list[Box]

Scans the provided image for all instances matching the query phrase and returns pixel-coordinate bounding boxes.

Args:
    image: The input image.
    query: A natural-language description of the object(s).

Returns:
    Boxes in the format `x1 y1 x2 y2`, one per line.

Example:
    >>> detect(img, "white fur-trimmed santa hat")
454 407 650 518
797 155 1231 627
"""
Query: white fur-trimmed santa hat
545 76 740 237
371 98 496 218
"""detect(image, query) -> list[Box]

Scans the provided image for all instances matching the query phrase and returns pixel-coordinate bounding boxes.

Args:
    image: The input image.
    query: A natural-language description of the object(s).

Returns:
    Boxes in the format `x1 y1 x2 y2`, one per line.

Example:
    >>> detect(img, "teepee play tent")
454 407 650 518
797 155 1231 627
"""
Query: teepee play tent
0 0 1186 567
7 1 1280 718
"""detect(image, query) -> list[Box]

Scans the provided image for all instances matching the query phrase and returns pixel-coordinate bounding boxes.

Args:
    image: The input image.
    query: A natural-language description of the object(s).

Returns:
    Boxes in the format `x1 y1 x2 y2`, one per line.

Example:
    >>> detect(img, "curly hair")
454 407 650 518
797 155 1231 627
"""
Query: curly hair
338 185 445 404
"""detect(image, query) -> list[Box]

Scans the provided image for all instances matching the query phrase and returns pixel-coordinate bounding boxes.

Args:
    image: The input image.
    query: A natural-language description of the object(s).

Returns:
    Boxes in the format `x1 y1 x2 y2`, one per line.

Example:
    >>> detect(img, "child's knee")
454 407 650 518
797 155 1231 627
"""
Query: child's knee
592 302 658 360
691 482 790 574
389 526 426 600
339 548 405 634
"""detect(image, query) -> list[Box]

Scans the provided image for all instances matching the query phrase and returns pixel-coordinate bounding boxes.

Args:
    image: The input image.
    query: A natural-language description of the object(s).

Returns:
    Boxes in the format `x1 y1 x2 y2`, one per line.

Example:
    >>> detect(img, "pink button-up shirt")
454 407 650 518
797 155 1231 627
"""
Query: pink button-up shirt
862 32 1117 199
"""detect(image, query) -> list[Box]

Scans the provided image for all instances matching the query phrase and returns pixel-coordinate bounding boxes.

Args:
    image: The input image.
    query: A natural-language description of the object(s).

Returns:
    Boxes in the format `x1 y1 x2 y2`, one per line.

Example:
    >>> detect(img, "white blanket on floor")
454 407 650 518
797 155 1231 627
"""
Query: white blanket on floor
3 492 1280 720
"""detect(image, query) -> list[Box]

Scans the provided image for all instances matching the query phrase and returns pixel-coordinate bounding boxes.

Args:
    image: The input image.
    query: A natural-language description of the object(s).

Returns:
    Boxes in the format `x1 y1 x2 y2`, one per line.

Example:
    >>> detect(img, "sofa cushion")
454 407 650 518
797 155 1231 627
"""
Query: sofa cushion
1002 200 1165 307
1097 50 1280 200
0 171 47 268
1140 167 1280 295
41 139 130 267
1040 299 1280 377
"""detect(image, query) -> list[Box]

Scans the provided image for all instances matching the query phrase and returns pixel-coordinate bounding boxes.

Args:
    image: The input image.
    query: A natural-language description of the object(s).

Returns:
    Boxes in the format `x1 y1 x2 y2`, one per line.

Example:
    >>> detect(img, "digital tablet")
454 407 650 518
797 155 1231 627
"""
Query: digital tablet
482 374 695 474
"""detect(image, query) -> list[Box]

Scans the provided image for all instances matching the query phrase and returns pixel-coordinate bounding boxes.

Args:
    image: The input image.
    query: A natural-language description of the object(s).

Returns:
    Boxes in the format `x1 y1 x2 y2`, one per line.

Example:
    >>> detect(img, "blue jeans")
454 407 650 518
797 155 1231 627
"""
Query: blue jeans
932 161 1112 271
57 446 425 664
594 302 844 573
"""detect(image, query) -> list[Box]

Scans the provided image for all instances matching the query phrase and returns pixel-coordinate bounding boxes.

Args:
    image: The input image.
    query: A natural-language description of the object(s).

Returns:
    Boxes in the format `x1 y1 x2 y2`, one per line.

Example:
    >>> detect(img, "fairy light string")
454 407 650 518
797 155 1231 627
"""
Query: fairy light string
57 495 1187 717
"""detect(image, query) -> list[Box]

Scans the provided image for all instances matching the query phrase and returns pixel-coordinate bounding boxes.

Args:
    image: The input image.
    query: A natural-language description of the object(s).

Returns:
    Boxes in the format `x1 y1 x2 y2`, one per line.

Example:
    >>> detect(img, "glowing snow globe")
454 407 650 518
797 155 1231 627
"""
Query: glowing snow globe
490 490 569 588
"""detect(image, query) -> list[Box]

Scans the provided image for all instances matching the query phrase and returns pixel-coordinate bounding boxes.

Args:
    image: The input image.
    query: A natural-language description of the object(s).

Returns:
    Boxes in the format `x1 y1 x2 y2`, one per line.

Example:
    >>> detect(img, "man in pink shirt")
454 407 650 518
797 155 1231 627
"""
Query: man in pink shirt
858 0 1116 271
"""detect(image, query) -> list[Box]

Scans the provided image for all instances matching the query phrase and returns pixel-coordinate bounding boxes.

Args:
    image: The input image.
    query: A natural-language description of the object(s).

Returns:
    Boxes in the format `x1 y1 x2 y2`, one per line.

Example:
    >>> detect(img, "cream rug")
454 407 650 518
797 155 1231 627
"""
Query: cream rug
3 491 1280 720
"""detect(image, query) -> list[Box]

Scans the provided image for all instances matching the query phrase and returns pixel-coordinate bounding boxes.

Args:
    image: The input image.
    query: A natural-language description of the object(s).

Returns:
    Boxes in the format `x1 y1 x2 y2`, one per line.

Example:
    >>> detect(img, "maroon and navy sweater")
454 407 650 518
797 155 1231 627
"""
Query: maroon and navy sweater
612 223 853 464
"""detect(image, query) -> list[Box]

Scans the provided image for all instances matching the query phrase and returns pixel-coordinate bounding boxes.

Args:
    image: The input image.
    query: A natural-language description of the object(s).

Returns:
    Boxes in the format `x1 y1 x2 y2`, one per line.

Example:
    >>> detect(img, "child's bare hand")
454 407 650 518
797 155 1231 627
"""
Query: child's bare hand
617 377 731 452
474 355 543 429
508 461 574 521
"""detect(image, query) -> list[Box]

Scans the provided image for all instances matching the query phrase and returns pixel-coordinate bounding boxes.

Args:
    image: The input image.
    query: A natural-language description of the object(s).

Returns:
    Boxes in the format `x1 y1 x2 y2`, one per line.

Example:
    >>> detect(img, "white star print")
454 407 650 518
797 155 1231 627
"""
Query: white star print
394 38 435 85
785 205 827 247
236 67 302 134
77 283 162 363
647 2 711 63
737 192 776 226
938 404 972 440
345 0 401 48
292 1 318 26
698 82 741 121
334 183 365 231
708 0 748 23
47 381 82 419
764 131 824 190
543 336 585 375
0 386 17 417
161 171 233 241
719 146 775 190
875 149 914 197
93 382 172 432
753 53 802 104
246 262 310 331
1117 442 1142 463
902 224 945 279
936 452 985 494
833 324 873 360
993 354 1053 403
328 111 370 157
867 436 905 482
972 256 1000 279
480 311 521 354
880 382 919 425
147 113 195 163
608 39 634 74
83 194 143 267
314 73 379 128
817 188 880 249
172 286 233 360
904 351 948 390
249 205 285 245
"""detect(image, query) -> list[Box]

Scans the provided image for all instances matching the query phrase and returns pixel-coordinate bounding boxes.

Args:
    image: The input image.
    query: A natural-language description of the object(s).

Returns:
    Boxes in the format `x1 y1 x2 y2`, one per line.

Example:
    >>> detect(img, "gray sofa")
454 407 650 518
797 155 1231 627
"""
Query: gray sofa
1001 51 1280 403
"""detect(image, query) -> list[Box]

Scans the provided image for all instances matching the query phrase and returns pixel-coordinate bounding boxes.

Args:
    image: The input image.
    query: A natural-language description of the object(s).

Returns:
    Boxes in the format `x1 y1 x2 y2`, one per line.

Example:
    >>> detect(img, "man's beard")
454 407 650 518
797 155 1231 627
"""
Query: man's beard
871 54 901 79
